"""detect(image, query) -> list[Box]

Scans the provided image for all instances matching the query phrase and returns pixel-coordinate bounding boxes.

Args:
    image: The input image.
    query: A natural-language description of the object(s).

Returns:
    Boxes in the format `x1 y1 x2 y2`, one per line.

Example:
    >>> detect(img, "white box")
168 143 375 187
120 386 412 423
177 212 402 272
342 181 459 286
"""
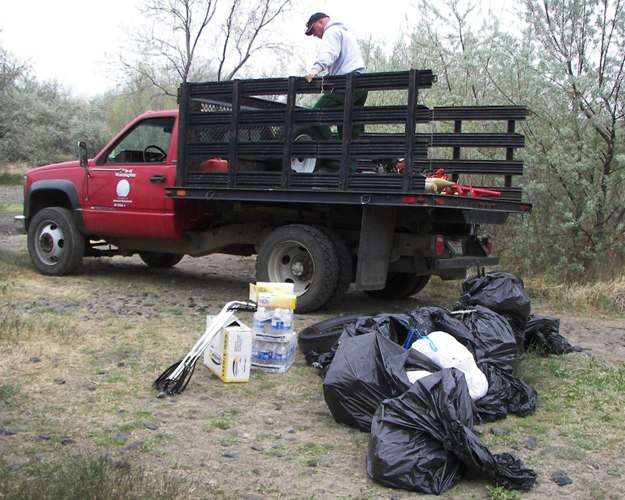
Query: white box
203 320 252 383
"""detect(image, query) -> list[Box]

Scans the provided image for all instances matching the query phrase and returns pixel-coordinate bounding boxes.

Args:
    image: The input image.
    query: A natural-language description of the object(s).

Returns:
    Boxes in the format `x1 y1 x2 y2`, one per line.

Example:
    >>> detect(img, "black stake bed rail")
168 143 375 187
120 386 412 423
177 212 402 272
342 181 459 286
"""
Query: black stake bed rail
170 70 531 214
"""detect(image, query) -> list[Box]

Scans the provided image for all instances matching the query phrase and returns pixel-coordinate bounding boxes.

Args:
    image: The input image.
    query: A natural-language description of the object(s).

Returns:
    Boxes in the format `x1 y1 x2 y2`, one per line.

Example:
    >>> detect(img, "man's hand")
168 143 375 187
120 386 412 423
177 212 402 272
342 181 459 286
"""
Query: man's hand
305 67 320 82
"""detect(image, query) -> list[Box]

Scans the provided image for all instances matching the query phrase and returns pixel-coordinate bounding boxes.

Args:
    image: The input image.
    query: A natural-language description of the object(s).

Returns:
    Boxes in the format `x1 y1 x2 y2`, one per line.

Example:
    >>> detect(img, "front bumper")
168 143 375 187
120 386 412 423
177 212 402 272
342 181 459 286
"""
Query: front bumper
14 215 26 235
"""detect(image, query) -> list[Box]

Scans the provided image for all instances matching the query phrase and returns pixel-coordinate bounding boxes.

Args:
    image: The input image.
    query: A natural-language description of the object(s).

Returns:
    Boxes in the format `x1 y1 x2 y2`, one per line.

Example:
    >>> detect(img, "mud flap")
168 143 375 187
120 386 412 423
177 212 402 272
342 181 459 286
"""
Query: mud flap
355 206 396 290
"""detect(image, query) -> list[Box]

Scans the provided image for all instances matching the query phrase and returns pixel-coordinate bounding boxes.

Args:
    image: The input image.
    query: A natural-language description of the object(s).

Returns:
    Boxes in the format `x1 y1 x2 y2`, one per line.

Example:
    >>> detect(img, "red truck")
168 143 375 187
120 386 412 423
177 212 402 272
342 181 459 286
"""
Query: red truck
15 70 531 312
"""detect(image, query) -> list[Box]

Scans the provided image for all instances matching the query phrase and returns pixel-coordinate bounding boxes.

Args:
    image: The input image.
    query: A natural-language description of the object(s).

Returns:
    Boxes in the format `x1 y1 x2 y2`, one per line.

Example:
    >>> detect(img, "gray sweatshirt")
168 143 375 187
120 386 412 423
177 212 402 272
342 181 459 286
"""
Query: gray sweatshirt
311 20 366 76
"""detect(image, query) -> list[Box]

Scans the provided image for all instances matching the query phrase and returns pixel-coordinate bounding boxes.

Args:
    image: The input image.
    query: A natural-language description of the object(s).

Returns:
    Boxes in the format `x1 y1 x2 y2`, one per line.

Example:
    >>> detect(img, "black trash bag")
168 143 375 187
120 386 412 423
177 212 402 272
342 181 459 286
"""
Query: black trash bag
449 306 536 421
436 306 518 369
367 368 537 494
474 360 538 422
455 272 531 353
322 332 440 431
524 314 572 355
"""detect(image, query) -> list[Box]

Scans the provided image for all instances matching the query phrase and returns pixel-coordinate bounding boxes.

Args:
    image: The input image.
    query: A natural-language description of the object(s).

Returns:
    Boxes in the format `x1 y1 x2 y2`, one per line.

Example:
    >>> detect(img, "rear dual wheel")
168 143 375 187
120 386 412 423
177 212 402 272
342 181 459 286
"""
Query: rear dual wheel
256 225 341 313
364 273 431 300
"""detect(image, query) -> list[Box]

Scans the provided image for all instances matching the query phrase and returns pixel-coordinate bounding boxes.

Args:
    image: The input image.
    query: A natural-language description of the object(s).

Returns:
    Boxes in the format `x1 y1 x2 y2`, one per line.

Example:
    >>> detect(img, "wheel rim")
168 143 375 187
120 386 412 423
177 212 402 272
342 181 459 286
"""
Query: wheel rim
265 240 315 296
35 220 65 266
291 133 317 173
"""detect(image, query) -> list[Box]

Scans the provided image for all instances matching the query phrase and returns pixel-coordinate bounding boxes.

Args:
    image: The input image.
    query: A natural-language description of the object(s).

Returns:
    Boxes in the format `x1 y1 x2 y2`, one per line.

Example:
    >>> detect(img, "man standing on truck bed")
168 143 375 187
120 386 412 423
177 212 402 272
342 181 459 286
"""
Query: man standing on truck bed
304 12 367 172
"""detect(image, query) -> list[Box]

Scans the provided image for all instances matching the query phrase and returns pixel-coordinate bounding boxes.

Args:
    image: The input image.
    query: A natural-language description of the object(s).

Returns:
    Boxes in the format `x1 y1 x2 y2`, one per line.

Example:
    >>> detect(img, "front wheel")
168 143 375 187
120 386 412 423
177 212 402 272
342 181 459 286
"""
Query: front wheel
27 207 85 276
139 252 184 268
256 225 339 313
363 273 431 300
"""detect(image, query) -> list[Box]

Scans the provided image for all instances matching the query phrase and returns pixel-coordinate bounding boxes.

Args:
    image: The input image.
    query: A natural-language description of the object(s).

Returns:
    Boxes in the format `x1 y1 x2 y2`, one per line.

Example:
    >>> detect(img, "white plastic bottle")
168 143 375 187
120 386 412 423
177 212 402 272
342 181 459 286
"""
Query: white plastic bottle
271 308 284 332
253 307 266 334
275 342 288 364
251 339 260 362
257 339 274 364
281 309 293 334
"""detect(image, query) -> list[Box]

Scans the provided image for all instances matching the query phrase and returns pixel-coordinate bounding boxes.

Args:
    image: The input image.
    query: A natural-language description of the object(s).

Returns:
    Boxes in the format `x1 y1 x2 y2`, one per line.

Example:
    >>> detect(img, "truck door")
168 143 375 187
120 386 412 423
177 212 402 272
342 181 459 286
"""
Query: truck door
82 115 179 239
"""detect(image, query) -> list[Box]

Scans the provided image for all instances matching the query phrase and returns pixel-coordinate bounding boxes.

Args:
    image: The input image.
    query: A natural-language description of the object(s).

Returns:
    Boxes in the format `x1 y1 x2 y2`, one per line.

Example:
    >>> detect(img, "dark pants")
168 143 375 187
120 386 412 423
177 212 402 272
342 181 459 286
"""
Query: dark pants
309 89 368 171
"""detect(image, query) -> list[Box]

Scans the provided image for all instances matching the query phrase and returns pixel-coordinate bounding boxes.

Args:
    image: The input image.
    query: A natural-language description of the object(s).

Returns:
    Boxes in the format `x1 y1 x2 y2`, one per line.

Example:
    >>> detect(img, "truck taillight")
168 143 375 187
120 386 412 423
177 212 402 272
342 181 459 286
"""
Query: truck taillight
434 235 445 256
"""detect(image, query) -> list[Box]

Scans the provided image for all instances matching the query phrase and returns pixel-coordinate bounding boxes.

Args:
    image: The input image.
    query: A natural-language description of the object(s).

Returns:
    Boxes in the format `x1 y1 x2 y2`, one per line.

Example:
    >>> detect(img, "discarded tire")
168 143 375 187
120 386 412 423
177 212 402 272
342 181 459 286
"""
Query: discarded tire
297 313 363 356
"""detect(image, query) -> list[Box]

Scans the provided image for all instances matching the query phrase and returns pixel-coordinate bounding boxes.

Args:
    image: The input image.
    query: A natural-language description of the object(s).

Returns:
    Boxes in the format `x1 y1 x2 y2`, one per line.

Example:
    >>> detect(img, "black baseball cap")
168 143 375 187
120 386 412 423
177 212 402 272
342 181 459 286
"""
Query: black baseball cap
305 12 328 36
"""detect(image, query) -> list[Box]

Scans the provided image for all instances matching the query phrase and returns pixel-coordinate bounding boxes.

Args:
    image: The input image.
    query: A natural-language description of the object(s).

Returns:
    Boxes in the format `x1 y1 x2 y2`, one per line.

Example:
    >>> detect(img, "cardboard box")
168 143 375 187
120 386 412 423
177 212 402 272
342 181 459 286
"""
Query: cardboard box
203 319 252 383
249 282 295 303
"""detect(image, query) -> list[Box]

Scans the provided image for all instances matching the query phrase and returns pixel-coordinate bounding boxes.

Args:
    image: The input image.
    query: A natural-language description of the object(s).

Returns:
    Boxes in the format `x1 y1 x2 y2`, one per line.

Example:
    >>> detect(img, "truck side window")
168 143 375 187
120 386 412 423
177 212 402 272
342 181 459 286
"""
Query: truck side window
102 117 175 165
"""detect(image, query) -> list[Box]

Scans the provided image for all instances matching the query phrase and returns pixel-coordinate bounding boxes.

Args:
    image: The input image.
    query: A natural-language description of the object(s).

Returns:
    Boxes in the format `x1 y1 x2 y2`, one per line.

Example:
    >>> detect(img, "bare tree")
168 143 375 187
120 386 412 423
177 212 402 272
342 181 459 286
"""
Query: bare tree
120 0 295 98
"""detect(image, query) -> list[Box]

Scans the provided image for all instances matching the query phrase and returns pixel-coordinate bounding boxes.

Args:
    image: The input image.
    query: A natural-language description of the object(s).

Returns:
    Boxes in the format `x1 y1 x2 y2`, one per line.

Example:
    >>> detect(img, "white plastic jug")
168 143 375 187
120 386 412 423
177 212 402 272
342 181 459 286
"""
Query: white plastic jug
411 331 488 400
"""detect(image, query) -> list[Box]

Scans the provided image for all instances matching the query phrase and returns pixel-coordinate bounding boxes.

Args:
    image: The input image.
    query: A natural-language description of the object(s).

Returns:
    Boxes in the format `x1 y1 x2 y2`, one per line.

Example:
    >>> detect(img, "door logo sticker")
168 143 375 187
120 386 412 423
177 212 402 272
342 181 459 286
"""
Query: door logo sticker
114 179 133 207
116 179 130 198
113 169 135 207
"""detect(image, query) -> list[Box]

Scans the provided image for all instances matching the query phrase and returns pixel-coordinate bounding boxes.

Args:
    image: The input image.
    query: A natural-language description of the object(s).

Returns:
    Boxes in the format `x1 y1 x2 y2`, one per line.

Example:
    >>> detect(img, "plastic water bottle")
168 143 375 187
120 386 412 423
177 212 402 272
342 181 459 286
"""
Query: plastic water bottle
251 339 260 361
253 307 267 334
281 309 293 334
271 309 284 332
257 340 274 364
275 342 288 364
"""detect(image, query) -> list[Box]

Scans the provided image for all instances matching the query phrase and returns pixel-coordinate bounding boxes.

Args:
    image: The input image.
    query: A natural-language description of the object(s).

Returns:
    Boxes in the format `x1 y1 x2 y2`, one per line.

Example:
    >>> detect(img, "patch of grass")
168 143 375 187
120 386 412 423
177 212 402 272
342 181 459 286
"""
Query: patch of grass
89 429 132 447
486 485 522 500
515 353 625 450
0 454 195 499
265 444 289 457
0 309 30 342
526 275 625 316
0 383 19 400
0 172 23 185
208 408 240 431
217 434 239 447
293 440 334 467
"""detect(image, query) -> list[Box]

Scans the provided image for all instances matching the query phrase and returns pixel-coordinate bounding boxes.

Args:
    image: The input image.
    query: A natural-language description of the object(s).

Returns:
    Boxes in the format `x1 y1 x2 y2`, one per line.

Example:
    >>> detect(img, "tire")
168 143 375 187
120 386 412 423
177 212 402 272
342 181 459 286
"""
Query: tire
256 224 339 313
364 273 431 300
290 127 318 173
297 313 364 356
27 207 85 276
318 228 353 306
139 252 184 268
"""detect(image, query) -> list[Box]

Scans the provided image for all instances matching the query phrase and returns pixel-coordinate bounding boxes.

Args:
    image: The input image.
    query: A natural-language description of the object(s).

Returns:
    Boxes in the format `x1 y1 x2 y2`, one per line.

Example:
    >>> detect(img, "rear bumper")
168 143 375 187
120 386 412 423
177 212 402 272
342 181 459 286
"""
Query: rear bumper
432 256 499 270
14 215 26 235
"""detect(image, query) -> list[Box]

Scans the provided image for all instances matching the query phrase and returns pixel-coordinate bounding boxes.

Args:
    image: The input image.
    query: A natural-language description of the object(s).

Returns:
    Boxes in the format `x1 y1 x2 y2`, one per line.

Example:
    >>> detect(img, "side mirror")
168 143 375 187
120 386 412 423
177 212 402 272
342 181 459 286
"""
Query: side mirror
78 141 88 169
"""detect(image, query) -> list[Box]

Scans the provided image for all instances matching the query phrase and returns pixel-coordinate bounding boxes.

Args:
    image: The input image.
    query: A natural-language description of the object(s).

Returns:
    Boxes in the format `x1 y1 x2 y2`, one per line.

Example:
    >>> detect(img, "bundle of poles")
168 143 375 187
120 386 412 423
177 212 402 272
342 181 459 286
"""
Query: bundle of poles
153 300 256 395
